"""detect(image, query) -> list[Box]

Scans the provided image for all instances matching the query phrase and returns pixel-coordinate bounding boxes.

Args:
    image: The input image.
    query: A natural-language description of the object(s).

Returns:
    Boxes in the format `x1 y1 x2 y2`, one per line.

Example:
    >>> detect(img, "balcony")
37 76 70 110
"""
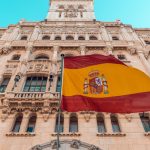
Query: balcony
27 60 51 74
11 40 28 47
6 92 60 100
33 40 106 47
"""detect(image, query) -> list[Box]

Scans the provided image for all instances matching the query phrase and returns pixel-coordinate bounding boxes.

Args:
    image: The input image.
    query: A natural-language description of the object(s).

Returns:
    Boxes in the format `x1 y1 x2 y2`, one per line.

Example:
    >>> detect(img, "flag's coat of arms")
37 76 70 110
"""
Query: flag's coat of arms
83 70 109 95
62 54 150 113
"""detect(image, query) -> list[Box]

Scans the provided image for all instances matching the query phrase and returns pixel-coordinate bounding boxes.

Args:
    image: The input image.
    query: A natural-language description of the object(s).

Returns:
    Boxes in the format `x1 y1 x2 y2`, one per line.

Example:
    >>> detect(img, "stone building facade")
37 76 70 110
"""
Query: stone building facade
0 0 150 149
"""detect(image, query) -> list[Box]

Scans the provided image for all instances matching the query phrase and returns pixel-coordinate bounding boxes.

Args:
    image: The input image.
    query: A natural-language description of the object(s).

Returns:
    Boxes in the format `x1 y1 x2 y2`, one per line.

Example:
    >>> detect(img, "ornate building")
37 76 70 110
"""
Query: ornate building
0 0 150 149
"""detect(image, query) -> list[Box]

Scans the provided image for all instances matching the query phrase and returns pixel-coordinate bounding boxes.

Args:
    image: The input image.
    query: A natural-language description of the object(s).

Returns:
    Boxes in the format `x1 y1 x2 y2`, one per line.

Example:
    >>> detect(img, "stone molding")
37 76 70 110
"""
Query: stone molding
96 132 126 137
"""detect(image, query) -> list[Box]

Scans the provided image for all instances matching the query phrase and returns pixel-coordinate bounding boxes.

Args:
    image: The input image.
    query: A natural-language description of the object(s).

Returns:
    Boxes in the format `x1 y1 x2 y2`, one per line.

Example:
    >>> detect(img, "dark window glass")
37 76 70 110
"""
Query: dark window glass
20 36 28 40
56 75 61 92
42 35 50 40
23 76 47 92
97 115 106 133
69 114 78 132
0 78 10 93
66 36 74 40
112 36 119 40
12 55 21 60
145 41 150 45
55 114 64 133
35 55 49 60
12 114 23 132
55 36 61 40
78 36 85 40
89 36 97 40
140 114 150 132
26 115 37 132
111 115 121 133
117 54 126 60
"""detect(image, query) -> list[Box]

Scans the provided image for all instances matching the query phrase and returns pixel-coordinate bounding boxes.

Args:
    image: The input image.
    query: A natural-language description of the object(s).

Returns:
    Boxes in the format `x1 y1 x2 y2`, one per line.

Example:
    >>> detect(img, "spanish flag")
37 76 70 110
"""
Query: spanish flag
61 54 150 113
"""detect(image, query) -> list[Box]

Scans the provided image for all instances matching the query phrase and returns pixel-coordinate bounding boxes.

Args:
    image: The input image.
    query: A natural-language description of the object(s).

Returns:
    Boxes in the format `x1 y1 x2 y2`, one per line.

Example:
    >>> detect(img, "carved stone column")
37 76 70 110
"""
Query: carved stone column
64 114 69 133
30 25 41 41
101 26 110 41
52 46 59 61
138 51 150 75
104 113 112 133
80 45 86 55
120 26 132 41
20 113 30 132
9 25 20 41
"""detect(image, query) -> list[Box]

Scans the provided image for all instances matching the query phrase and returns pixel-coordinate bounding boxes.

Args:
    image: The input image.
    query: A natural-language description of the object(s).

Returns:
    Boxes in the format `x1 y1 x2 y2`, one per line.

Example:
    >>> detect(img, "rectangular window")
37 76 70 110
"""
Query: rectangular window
23 76 47 92
0 78 10 93
56 75 61 92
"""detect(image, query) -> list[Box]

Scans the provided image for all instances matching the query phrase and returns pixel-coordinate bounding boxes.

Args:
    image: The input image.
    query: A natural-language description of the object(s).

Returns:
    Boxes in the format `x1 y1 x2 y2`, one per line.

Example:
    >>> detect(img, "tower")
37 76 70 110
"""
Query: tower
46 0 95 21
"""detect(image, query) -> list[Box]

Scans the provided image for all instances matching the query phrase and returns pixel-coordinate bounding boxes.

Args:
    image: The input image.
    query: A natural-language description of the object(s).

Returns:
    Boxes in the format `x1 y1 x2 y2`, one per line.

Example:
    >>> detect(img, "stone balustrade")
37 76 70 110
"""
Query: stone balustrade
11 40 28 47
111 40 128 47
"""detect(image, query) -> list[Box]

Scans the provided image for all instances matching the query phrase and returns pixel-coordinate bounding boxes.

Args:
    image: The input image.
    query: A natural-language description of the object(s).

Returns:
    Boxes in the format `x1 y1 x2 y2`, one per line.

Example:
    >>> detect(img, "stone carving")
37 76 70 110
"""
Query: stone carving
0 46 11 55
128 47 137 55
35 64 43 72
70 140 81 149
65 5 78 18
89 145 100 150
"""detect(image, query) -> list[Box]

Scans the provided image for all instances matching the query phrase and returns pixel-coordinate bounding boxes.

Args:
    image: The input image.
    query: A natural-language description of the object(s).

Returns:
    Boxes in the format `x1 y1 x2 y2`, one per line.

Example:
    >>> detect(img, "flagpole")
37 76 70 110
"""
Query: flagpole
56 54 64 150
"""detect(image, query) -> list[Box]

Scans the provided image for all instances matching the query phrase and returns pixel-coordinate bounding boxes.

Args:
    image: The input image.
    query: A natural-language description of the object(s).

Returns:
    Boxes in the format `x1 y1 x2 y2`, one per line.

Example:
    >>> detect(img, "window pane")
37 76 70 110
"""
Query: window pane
12 115 23 132
0 78 10 93
69 115 78 132
97 116 106 133
111 116 121 133
140 116 150 132
55 115 64 133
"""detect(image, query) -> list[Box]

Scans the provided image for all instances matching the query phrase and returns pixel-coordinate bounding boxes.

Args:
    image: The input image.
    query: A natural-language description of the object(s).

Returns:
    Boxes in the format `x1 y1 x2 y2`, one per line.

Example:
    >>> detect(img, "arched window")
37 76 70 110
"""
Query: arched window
66 35 74 40
78 36 85 40
42 35 50 40
117 54 126 61
145 40 150 45
55 36 61 40
69 113 78 132
23 76 47 92
55 114 64 133
26 114 37 133
97 114 106 133
89 36 98 40
111 114 121 133
140 113 150 132
12 54 21 60
0 77 10 93
112 36 119 40
12 113 23 132
20 35 28 40
35 55 49 60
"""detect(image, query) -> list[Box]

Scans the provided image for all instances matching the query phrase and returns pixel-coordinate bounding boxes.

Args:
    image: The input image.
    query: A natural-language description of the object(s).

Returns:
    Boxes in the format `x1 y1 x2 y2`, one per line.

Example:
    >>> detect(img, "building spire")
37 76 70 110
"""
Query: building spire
46 0 95 21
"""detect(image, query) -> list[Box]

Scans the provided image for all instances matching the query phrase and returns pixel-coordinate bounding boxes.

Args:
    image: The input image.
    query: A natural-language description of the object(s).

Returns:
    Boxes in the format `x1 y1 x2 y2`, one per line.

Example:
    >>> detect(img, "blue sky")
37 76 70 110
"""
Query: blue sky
0 0 150 28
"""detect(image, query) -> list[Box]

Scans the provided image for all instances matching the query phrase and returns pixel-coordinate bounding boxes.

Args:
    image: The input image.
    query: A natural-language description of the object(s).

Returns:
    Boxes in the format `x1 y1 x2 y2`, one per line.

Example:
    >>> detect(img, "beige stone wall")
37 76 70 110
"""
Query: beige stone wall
0 2 150 149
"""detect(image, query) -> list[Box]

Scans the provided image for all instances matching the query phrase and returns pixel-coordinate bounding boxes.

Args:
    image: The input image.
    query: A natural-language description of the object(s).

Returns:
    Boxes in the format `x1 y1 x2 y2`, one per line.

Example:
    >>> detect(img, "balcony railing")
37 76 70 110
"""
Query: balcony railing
11 40 28 47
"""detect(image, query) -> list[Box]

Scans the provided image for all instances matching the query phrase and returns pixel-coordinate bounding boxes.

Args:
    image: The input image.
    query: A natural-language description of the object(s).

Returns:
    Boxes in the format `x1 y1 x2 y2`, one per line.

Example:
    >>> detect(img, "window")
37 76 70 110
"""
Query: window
56 75 61 92
112 36 119 40
59 5 64 9
66 35 74 40
23 76 47 92
26 114 37 133
55 114 64 133
117 54 126 60
12 114 23 132
35 55 49 60
111 114 121 133
89 36 97 40
42 35 50 40
78 36 85 40
97 114 106 133
12 54 21 60
0 78 10 93
69 113 78 132
140 113 150 132
55 36 61 40
78 5 84 9
20 36 28 40
145 40 150 45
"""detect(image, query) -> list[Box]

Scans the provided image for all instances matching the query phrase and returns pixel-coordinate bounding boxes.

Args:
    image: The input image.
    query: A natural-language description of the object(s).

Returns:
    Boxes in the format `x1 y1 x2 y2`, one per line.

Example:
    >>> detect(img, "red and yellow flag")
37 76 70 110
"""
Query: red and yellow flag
61 54 150 113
